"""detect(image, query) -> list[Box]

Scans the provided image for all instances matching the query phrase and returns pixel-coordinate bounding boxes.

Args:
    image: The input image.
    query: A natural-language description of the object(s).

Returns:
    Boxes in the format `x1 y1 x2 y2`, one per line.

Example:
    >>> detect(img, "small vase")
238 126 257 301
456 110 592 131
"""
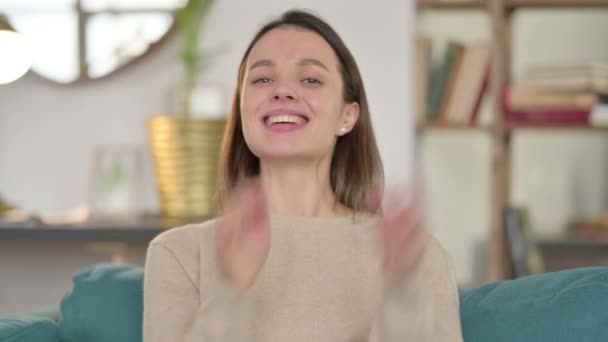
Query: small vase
147 116 225 219
147 84 227 220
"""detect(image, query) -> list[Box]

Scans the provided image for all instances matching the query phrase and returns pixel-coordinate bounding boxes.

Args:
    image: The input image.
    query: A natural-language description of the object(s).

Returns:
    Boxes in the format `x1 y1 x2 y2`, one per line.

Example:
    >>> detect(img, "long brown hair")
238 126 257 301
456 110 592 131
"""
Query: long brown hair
217 9 384 212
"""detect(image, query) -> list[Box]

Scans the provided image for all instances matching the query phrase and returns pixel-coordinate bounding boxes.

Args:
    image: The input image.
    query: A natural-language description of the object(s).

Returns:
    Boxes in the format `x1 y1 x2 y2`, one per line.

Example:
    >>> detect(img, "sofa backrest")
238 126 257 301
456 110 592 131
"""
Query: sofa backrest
460 267 608 342
56 263 608 342
0 314 59 342
59 264 143 342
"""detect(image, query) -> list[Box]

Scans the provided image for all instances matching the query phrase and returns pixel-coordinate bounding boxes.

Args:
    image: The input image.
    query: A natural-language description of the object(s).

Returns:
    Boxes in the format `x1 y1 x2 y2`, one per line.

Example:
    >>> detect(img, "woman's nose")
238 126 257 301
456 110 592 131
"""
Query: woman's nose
272 83 297 102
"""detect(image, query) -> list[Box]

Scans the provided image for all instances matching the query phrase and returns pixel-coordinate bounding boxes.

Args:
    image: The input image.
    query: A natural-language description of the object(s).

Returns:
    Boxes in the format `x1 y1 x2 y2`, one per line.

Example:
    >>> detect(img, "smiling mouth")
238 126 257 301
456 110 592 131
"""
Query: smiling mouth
264 114 308 126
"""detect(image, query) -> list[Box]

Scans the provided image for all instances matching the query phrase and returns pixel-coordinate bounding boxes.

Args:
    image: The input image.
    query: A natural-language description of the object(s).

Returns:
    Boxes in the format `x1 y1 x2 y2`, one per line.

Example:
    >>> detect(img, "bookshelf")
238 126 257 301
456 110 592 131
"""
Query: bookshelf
417 0 608 282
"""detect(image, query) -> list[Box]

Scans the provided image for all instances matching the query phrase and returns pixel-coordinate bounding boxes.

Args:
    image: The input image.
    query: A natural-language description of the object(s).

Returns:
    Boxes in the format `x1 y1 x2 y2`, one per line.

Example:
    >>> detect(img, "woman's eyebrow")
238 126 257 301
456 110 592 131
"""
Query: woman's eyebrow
297 58 328 71
249 59 275 71
248 58 329 71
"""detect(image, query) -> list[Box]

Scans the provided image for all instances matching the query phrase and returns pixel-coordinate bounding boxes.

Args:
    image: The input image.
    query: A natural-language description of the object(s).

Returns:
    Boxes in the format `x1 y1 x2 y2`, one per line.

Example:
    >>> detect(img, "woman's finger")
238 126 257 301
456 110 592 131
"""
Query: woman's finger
380 194 419 249
398 229 430 273
393 196 424 242
379 183 428 280
384 229 429 280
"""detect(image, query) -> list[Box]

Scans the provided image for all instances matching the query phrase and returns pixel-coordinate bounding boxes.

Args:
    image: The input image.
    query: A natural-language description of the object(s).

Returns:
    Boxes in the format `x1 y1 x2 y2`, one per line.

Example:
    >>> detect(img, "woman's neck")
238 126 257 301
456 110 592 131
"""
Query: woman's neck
259 158 351 218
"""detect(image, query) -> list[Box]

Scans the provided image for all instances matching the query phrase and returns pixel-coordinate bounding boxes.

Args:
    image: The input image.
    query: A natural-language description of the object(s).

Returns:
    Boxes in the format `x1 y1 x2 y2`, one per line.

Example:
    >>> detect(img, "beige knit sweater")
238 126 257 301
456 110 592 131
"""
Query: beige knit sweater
143 214 463 342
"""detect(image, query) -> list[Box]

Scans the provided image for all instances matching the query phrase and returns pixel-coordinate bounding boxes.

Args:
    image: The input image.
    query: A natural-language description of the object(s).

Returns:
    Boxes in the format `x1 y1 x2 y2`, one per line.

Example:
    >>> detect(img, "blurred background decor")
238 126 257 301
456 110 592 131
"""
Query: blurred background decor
0 14 32 221
87 145 143 220
0 196 17 217
0 14 33 85
1 0 187 83
147 0 226 220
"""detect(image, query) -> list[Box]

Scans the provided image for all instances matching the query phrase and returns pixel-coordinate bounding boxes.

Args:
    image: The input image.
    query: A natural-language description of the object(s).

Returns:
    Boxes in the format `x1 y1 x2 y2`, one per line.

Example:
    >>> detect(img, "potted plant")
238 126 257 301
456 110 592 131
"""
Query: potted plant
147 0 225 221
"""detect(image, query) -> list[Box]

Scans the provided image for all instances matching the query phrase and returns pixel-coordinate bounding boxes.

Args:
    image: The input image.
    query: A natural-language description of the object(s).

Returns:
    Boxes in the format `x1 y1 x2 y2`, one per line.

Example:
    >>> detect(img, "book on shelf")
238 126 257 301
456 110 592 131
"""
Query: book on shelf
414 35 432 126
519 63 608 95
570 212 608 242
436 43 466 122
426 41 464 123
504 206 545 278
504 87 598 111
505 109 590 125
438 42 491 125
590 103 608 127
571 224 608 242
418 39 490 127
505 63 608 126
502 88 593 124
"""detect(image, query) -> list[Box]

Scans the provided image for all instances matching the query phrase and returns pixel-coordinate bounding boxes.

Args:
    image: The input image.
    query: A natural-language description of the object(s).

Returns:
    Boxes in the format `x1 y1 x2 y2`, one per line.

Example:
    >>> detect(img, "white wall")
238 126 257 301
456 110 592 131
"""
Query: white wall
418 8 608 285
0 0 414 315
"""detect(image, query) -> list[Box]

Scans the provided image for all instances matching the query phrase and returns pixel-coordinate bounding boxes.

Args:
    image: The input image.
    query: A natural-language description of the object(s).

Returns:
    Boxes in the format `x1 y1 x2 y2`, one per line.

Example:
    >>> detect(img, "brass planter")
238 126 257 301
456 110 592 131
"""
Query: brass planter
147 116 225 219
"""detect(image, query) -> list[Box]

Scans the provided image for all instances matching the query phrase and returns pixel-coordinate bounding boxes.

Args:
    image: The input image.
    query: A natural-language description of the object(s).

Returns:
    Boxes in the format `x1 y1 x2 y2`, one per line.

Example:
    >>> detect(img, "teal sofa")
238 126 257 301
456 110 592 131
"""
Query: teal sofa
1 264 608 342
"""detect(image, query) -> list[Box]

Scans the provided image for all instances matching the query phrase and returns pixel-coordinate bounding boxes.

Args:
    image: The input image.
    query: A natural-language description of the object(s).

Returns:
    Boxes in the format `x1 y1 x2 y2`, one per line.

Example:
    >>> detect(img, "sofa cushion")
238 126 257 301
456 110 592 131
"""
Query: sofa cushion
459 267 608 342
59 264 144 342
0 315 59 342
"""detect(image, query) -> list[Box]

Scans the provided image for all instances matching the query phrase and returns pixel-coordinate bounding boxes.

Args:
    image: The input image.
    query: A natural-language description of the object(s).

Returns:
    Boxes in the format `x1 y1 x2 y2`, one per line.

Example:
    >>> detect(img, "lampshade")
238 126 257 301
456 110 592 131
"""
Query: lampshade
0 15 33 85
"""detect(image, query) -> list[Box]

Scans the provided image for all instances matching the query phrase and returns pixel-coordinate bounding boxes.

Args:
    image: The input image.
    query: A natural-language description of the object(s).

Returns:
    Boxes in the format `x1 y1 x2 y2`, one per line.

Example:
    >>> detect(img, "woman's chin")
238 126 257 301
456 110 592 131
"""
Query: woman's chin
256 149 319 162
258 150 305 160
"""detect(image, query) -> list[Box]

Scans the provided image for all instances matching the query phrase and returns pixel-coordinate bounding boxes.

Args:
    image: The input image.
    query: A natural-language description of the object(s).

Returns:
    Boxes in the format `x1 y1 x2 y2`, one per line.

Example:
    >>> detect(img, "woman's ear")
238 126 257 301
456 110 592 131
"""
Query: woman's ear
336 102 360 136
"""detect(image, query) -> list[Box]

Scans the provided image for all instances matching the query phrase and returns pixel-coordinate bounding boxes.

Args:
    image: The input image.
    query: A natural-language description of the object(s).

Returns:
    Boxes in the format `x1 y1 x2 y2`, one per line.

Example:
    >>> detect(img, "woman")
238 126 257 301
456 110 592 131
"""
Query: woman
144 9 462 342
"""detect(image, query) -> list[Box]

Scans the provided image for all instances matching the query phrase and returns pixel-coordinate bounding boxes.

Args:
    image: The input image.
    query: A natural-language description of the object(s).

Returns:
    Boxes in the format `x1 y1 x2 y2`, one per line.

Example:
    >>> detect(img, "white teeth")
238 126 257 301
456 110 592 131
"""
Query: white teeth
266 115 305 125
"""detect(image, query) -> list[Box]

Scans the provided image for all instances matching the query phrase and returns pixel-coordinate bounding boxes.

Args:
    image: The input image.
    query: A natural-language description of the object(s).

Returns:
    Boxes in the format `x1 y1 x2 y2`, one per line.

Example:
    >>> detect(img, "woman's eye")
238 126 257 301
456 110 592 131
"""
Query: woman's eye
302 78 321 85
253 78 271 84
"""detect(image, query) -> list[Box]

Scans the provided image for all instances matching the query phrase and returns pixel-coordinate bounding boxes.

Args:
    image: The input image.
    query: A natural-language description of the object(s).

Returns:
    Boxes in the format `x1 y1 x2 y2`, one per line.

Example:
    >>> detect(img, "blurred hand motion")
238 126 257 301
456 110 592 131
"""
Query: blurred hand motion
369 182 430 282
216 178 271 291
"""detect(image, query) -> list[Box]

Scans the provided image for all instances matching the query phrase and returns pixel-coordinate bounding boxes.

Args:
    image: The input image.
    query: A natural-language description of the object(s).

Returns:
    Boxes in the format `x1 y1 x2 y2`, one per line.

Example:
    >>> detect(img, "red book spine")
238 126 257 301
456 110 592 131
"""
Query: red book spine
502 87 590 124
505 110 590 124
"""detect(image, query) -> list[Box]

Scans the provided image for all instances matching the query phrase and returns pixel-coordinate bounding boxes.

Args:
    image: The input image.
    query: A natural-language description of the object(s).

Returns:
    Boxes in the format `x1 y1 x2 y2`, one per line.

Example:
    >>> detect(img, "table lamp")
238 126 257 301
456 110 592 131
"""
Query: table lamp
0 14 31 217
0 14 33 85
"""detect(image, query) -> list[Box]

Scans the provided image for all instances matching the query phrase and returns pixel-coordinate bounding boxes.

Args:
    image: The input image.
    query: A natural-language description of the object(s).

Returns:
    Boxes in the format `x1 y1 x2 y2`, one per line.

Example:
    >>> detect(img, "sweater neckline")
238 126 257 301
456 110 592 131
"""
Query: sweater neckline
269 212 377 226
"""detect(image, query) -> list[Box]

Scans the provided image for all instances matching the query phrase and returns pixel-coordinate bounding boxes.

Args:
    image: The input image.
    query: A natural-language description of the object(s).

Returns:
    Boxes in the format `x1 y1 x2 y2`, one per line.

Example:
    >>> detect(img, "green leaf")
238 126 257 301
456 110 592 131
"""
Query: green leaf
175 0 217 116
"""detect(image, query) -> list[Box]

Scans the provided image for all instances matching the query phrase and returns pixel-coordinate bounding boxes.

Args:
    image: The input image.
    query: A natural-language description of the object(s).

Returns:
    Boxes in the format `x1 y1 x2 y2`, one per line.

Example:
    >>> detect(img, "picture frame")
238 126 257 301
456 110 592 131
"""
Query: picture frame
87 145 143 219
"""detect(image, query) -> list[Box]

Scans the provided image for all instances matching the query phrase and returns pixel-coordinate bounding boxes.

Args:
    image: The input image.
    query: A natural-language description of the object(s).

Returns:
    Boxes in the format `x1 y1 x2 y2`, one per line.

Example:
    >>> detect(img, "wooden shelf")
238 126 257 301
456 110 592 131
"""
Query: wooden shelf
417 0 486 9
537 235 608 272
0 214 209 241
0 225 164 241
507 0 608 8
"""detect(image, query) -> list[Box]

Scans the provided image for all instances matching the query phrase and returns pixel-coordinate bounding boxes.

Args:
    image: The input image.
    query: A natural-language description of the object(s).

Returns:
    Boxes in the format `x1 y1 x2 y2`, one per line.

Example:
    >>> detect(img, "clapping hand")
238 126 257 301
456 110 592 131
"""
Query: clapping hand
369 184 430 282
216 178 271 291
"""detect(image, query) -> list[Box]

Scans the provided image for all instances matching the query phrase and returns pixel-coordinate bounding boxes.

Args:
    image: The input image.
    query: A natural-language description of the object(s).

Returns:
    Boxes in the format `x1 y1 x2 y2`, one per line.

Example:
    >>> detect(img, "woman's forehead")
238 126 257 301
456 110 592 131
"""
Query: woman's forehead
246 27 339 70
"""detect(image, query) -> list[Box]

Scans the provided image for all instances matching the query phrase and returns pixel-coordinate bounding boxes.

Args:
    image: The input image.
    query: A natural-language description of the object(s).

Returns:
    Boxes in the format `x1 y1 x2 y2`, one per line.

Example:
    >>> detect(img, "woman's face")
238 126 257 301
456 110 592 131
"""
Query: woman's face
240 26 359 161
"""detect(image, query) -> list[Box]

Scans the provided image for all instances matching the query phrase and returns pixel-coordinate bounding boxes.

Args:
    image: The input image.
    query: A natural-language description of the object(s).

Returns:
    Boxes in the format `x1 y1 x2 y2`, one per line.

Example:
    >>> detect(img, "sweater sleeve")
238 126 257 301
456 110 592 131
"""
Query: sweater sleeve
143 240 254 342
368 238 463 342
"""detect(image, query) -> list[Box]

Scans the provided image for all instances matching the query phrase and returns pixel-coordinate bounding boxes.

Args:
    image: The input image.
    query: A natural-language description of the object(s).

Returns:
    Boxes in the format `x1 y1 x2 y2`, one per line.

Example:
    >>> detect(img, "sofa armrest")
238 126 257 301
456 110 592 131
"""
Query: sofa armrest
0 314 60 342
459 267 608 342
